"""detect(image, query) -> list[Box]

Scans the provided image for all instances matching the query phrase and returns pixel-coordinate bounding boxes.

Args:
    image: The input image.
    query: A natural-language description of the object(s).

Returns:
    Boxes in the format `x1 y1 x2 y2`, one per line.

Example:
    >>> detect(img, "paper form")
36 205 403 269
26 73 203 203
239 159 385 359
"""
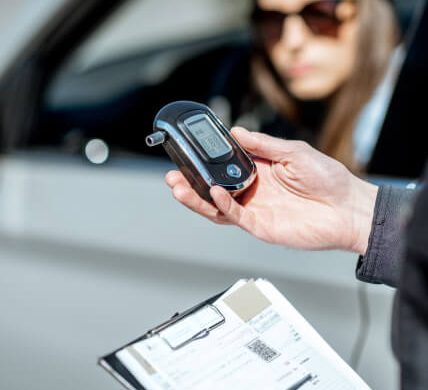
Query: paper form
116 279 371 390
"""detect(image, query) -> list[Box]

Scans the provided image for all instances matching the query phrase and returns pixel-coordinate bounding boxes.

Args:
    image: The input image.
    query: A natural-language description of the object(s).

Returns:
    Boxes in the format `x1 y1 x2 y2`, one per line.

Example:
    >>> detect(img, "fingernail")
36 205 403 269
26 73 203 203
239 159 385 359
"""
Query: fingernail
210 186 224 198
231 127 249 136
210 186 229 208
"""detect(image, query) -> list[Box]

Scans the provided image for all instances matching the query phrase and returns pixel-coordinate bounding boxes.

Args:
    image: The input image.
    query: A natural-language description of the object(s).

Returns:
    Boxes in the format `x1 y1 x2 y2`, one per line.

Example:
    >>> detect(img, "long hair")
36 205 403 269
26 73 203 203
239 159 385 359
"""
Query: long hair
251 0 399 172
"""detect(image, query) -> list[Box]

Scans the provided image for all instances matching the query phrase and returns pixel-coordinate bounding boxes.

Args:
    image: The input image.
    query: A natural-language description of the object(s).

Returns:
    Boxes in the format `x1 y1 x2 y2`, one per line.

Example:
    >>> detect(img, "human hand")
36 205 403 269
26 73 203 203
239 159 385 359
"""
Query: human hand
165 127 378 254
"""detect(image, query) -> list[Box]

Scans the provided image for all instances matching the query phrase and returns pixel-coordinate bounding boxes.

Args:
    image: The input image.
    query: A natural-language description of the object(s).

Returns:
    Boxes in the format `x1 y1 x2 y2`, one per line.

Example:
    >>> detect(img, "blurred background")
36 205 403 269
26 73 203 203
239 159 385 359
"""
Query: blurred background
0 0 427 389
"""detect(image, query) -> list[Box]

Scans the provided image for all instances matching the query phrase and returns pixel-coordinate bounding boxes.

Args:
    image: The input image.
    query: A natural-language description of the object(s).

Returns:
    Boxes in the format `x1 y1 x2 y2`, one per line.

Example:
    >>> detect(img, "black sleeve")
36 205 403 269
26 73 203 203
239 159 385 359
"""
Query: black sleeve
355 185 415 287
398 168 428 389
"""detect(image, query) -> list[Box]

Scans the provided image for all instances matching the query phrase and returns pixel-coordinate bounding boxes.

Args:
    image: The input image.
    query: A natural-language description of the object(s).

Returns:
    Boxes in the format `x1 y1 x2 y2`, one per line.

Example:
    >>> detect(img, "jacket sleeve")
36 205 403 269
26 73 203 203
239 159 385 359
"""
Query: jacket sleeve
398 167 428 389
355 185 415 287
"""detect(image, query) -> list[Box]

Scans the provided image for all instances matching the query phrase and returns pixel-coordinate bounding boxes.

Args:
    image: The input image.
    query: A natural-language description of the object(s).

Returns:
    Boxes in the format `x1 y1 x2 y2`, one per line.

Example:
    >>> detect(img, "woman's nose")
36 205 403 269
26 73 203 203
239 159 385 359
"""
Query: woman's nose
279 15 309 51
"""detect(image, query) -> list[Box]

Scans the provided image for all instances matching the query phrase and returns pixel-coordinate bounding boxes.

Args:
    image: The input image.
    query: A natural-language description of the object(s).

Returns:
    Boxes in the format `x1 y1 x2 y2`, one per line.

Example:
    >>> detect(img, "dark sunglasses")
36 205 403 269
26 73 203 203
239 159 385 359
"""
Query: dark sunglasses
252 0 349 40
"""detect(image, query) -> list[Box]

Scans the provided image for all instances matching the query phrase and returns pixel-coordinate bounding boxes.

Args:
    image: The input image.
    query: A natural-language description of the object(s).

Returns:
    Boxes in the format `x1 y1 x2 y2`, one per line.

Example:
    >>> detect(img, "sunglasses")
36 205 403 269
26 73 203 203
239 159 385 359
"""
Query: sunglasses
253 0 349 40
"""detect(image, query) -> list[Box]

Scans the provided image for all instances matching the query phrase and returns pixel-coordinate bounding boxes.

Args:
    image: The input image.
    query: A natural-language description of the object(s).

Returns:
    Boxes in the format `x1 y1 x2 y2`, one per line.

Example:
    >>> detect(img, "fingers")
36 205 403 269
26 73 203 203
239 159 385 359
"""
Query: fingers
210 186 254 231
166 170 255 231
165 171 230 224
165 170 185 188
231 127 309 163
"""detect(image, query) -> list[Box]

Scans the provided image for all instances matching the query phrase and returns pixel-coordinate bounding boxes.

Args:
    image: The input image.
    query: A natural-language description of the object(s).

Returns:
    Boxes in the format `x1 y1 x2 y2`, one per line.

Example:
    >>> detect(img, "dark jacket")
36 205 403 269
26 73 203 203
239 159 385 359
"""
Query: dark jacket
356 164 428 389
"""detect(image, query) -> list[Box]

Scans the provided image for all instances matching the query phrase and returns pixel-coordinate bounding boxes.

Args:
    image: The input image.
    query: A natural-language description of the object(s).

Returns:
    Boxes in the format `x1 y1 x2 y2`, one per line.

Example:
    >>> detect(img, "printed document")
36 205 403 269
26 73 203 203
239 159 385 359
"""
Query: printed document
112 279 371 390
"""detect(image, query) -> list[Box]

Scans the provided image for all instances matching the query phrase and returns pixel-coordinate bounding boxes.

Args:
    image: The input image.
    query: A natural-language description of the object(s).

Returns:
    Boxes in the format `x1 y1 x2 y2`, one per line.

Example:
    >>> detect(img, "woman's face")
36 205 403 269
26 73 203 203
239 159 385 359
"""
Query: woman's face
256 0 359 100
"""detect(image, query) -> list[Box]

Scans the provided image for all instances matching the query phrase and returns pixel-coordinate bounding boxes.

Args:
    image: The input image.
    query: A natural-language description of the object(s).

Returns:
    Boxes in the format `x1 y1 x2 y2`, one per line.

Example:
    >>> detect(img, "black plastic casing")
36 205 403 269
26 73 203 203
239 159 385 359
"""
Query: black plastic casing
153 101 256 201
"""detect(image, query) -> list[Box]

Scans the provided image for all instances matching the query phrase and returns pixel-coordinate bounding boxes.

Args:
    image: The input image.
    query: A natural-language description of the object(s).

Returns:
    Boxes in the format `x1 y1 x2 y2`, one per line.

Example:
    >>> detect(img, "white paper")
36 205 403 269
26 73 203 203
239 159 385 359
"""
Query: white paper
116 279 371 390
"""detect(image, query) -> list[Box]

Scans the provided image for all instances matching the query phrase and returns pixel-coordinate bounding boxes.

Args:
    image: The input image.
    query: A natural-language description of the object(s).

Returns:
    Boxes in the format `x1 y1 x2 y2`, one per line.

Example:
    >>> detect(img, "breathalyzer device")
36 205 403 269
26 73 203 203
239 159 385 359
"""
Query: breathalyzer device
146 101 257 201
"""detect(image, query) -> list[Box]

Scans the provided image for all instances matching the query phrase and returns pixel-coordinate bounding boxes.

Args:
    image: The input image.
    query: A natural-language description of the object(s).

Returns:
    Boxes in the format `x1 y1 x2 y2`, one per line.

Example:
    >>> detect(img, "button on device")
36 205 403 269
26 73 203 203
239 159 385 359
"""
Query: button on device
227 164 242 178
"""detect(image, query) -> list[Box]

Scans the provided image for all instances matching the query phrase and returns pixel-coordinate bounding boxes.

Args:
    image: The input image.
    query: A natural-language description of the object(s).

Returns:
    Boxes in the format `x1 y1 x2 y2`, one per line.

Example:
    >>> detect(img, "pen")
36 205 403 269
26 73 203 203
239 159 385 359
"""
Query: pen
286 373 312 390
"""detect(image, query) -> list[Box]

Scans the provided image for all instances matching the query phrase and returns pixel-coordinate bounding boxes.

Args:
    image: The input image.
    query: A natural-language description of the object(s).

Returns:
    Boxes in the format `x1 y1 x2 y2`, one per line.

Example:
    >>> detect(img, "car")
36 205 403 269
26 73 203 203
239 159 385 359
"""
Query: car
0 1 426 389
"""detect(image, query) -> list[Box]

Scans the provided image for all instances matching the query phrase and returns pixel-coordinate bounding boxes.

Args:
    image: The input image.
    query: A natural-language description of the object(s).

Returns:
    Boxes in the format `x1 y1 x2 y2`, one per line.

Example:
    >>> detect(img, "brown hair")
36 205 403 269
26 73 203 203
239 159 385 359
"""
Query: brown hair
251 0 399 172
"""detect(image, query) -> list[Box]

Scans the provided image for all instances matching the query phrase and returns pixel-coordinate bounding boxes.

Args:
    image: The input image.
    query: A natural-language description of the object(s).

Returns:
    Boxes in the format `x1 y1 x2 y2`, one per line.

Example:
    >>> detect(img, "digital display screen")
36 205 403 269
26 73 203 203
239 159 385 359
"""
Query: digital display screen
185 115 232 159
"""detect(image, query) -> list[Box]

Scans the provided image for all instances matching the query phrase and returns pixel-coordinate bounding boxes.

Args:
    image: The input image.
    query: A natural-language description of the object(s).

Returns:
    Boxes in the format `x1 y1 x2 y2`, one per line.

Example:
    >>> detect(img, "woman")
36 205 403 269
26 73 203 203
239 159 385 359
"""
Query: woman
244 0 400 172
158 0 399 172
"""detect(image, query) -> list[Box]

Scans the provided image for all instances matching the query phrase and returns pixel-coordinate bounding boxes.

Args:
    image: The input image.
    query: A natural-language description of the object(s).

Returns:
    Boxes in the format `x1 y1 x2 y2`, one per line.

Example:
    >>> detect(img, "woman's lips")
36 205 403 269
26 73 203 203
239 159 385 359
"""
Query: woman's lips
286 64 315 77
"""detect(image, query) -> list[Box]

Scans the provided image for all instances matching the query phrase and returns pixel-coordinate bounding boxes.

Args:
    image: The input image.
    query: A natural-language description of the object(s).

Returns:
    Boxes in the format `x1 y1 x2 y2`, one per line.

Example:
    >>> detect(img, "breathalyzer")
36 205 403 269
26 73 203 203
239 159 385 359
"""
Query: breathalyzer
146 101 257 201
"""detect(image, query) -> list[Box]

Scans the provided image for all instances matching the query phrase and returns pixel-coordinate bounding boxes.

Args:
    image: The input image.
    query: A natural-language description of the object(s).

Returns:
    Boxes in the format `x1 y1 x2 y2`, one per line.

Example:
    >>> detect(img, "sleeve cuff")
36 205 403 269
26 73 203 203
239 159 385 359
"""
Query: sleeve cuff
356 185 414 287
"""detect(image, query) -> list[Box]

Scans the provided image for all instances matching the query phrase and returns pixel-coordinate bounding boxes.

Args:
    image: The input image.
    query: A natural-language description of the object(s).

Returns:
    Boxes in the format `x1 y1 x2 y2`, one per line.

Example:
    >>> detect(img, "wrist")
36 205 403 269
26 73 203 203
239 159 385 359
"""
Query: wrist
348 177 378 255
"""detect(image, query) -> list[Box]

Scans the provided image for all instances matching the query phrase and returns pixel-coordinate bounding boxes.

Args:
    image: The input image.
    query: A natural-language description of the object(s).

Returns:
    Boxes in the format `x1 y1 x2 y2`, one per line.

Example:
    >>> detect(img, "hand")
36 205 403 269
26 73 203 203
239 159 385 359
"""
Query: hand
166 127 378 254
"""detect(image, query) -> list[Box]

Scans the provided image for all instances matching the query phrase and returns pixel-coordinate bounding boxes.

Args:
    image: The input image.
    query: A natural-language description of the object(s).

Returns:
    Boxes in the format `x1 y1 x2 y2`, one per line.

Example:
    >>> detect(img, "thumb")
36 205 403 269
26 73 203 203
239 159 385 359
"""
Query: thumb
231 127 299 163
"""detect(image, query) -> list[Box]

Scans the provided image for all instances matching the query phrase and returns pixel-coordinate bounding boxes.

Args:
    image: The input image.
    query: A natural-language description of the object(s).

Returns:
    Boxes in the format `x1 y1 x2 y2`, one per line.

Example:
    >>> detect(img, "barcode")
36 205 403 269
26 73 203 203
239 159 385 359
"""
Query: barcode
247 339 280 362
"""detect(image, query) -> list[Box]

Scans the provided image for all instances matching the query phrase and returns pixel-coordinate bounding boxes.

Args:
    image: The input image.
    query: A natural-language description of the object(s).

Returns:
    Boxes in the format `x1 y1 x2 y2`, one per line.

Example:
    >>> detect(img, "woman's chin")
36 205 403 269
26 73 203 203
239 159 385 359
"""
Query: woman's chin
288 82 335 101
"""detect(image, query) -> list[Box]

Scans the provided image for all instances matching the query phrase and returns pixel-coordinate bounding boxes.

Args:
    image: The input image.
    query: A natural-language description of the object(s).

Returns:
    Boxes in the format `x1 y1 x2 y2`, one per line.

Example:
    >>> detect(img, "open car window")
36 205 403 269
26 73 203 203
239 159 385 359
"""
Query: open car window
15 0 427 179
36 0 252 159
64 0 251 72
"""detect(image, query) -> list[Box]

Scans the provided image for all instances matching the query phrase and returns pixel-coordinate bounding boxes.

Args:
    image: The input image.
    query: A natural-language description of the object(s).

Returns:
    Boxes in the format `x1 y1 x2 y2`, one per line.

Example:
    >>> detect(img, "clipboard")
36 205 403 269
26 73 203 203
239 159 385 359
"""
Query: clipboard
98 289 227 390
98 279 372 390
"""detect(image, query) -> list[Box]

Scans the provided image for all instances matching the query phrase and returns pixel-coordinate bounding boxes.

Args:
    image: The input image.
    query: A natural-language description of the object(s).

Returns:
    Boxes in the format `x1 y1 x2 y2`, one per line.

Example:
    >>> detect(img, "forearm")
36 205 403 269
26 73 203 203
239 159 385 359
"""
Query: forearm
355 185 415 287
